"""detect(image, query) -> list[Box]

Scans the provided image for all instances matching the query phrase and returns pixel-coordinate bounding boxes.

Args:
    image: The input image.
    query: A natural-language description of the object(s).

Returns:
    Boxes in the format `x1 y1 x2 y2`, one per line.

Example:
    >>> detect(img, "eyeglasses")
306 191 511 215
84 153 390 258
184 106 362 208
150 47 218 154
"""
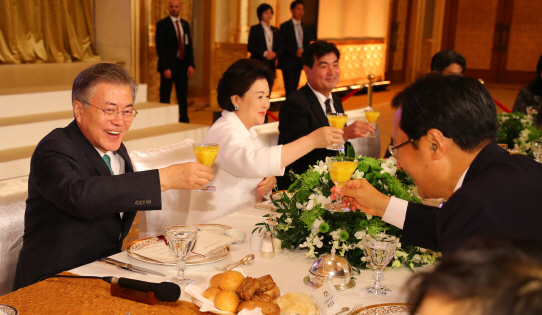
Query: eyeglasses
388 139 414 159
84 102 138 121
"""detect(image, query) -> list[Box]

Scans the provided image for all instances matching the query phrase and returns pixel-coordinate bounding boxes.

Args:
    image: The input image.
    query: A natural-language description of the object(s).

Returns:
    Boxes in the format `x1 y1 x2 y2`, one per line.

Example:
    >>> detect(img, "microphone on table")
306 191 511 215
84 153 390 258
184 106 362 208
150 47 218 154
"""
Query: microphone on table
102 276 181 302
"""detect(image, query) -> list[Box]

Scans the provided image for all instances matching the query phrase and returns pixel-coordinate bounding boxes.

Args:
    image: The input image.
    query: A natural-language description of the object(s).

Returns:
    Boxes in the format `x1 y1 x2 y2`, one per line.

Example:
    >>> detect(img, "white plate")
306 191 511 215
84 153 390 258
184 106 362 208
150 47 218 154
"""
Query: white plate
126 224 232 266
354 303 413 315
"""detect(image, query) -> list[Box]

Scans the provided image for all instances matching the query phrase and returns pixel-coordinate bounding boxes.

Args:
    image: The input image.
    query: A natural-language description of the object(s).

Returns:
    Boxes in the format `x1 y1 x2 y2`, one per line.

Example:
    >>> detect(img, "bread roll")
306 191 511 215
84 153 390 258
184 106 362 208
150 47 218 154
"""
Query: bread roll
214 290 239 313
236 276 260 300
275 292 319 315
251 293 273 301
218 270 245 292
202 286 222 303
210 273 223 287
238 300 280 315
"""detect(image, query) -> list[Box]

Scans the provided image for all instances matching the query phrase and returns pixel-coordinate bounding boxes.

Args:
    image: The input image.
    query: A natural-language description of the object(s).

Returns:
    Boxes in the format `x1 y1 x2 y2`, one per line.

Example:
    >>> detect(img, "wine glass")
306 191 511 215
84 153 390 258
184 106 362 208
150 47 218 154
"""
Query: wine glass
364 110 380 138
166 225 198 285
326 156 358 212
327 113 348 151
362 234 399 295
192 143 220 192
532 140 542 162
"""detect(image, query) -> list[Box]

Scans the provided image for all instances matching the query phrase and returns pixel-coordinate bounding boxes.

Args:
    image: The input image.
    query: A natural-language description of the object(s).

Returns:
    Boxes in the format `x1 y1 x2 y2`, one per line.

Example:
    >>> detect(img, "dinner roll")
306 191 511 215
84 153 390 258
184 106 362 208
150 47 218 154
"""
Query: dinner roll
218 270 245 291
210 273 223 287
275 292 319 315
214 290 239 313
262 284 281 300
202 286 222 303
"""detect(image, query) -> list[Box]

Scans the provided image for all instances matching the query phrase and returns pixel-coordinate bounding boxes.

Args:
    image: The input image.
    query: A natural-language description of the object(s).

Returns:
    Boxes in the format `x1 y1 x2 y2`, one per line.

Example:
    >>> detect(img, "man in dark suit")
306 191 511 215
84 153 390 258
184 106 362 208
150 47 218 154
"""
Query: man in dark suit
13 63 213 290
248 3 280 72
278 40 375 189
278 0 311 96
334 74 542 254
156 0 195 123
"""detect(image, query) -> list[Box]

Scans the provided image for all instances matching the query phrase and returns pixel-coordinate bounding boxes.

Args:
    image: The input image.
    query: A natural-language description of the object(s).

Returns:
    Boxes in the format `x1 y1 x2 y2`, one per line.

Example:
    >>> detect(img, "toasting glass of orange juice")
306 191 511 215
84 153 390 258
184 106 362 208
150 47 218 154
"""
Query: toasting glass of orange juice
327 113 348 151
326 156 358 212
192 143 220 192
365 110 380 138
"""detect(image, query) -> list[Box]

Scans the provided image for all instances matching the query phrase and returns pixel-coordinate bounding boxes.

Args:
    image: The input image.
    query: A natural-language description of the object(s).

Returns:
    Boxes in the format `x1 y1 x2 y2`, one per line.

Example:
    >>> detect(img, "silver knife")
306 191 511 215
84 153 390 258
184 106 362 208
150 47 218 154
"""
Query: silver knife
99 258 166 277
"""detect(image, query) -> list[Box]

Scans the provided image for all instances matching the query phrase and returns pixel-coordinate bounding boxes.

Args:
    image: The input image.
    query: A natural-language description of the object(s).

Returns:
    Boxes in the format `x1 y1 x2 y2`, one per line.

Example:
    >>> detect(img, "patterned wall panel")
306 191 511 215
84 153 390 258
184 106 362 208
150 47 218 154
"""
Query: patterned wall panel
337 42 387 87
393 0 408 71
506 0 542 72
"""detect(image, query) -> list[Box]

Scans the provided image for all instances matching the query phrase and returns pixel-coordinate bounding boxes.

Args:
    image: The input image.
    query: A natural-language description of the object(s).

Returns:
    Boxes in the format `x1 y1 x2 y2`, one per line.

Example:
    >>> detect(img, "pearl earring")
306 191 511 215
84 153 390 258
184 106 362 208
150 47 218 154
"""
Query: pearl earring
234 104 239 111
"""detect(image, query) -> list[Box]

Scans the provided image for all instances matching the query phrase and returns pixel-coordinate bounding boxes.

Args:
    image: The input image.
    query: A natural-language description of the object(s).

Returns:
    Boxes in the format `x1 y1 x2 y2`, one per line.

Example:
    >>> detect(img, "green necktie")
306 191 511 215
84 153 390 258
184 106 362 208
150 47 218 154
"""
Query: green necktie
102 154 113 175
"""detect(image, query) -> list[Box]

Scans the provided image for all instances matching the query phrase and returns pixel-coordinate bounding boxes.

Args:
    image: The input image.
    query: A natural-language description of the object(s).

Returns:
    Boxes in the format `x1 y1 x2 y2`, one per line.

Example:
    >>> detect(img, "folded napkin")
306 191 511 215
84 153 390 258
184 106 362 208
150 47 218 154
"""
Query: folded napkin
131 231 237 264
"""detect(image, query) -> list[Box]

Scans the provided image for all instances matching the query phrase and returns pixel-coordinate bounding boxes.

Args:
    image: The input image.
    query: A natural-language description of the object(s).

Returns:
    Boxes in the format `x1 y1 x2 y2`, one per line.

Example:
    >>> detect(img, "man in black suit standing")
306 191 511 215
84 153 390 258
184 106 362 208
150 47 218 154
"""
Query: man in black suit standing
13 63 213 290
278 0 311 96
156 0 195 123
248 3 280 72
277 40 374 189
334 74 542 254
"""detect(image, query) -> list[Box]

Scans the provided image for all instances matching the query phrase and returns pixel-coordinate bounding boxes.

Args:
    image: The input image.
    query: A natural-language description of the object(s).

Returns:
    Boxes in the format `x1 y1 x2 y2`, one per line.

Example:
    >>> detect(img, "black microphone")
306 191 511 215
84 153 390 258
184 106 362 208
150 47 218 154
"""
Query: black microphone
102 276 181 302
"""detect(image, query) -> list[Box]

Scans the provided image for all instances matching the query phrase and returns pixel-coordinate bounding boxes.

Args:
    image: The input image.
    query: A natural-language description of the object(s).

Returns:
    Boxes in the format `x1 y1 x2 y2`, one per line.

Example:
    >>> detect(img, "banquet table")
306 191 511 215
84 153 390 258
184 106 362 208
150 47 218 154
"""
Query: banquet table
0 207 430 314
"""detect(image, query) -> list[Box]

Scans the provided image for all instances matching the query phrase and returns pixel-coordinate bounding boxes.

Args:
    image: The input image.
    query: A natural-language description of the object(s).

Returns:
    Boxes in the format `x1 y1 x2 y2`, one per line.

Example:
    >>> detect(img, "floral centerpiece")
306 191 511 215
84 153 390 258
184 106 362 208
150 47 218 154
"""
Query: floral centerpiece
496 112 541 156
255 155 439 271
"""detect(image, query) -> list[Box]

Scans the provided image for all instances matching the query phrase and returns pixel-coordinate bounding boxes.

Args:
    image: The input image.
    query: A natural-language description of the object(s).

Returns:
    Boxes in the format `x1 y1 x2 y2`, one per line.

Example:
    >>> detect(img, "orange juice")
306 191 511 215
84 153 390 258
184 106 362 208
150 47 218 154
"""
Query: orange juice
327 114 348 129
365 111 380 123
193 145 219 166
328 160 358 186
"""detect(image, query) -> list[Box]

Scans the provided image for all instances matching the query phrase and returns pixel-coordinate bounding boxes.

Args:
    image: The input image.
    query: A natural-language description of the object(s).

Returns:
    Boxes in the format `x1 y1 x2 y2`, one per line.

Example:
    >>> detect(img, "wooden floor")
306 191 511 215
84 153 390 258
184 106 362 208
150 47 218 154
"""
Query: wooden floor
122 82 522 248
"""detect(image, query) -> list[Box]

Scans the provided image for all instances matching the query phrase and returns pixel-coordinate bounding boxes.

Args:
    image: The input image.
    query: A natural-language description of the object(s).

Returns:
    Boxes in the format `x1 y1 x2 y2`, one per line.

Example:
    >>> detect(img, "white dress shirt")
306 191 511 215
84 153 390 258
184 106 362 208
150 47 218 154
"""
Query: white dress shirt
292 18 303 49
382 167 469 229
307 82 337 114
186 110 285 224
261 21 273 57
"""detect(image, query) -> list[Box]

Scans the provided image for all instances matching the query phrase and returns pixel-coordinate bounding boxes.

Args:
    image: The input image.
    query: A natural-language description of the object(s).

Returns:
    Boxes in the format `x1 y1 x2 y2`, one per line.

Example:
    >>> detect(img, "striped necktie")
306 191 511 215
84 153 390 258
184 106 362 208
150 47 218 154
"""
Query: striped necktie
175 20 185 60
325 98 332 114
102 154 113 175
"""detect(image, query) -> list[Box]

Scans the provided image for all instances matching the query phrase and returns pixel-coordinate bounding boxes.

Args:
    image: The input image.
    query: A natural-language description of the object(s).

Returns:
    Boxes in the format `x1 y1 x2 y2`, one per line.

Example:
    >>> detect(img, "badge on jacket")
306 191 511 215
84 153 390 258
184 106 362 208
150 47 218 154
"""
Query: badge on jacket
184 34 189 45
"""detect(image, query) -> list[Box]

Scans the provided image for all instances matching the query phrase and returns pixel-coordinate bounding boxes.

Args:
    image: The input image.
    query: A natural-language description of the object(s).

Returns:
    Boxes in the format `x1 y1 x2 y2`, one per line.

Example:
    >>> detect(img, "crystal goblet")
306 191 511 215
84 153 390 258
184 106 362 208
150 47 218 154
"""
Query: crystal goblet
166 225 198 285
192 143 219 192
364 110 380 138
327 113 348 151
363 234 398 295
326 156 358 212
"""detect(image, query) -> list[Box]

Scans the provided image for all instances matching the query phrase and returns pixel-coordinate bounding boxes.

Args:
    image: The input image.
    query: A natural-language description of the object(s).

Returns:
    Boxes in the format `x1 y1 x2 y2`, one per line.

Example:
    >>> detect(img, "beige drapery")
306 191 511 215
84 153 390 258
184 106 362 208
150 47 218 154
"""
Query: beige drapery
0 0 100 64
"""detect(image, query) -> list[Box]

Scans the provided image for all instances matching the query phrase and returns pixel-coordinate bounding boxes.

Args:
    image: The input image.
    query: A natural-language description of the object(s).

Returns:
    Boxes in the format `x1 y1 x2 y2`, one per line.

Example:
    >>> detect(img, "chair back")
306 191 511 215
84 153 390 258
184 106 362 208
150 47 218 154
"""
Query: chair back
129 139 196 238
0 175 28 296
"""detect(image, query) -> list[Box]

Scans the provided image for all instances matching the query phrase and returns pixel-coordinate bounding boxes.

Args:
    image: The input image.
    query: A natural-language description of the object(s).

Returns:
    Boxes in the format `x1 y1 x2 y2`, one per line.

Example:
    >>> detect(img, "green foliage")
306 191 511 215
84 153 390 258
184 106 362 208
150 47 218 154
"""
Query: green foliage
496 112 542 157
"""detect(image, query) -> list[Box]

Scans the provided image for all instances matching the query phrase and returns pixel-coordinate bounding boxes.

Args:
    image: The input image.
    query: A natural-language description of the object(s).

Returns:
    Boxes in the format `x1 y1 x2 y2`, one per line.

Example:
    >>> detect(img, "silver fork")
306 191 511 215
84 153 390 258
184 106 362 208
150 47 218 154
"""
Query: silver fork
347 301 363 315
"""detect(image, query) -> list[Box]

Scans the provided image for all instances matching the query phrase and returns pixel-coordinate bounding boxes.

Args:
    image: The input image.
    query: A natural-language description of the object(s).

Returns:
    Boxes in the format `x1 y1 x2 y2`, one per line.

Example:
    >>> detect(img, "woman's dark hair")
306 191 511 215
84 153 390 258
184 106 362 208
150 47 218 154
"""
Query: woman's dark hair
256 3 273 21
527 54 542 97
430 50 467 73
391 74 498 152
216 59 275 111
290 0 304 10
407 238 542 315
301 40 340 69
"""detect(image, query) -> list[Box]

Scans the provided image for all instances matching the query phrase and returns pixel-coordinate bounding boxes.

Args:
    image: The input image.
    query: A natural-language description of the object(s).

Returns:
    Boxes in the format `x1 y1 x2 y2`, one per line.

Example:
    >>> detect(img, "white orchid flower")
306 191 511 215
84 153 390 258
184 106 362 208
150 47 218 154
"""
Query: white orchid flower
352 170 365 179
313 161 328 174
354 231 366 239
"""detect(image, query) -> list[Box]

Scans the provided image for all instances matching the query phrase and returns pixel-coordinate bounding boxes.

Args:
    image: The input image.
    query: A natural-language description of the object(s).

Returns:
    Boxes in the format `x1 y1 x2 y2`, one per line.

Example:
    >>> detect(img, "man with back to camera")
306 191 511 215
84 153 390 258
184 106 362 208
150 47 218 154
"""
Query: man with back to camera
277 40 375 189
156 0 195 123
430 50 466 75
278 0 311 96
13 63 213 290
333 74 542 254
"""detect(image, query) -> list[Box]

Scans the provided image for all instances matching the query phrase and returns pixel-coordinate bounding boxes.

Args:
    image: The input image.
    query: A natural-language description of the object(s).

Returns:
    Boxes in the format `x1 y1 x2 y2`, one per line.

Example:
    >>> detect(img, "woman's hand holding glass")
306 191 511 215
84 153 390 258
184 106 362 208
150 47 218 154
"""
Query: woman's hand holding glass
258 176 276 196
308 126 344 149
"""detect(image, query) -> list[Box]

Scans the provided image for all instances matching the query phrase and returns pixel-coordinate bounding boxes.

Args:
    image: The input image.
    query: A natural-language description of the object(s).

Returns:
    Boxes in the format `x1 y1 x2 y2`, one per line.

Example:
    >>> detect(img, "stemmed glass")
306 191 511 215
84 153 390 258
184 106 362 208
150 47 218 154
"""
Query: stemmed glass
362 234 399 295
166 225 198 285
326 156 358 212
532 140 542 162
192 143 219 192
327 113 348 151
364 110 380 138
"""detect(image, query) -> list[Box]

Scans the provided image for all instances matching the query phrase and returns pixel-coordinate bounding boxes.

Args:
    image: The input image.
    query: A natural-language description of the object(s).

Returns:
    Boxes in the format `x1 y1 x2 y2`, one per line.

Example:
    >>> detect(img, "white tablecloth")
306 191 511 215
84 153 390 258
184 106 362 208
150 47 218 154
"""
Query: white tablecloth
254 107 381 159
70 206 431 310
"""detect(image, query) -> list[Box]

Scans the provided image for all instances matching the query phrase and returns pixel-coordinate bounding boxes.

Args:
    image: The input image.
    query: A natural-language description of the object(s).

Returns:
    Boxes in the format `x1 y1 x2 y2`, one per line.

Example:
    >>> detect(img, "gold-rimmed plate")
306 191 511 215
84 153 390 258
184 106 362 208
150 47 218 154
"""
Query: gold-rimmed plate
127 224 232 266
352 303 413 315
0 305 18 315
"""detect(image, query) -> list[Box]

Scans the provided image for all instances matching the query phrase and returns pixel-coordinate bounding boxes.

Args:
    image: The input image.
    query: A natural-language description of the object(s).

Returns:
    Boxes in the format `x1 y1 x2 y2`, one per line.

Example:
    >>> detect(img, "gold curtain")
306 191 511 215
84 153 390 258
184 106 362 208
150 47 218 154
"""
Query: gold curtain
0 0 100 64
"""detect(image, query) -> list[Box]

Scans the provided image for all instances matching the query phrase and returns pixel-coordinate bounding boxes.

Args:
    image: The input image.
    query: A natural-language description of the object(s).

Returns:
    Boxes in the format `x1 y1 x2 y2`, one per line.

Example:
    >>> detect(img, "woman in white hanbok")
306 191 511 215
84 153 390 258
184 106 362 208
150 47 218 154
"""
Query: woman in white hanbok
186 59 343 224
